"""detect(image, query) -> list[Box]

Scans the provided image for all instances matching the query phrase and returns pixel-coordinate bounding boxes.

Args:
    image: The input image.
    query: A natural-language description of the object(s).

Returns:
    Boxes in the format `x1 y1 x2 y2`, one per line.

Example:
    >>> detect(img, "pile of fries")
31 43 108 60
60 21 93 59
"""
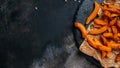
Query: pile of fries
74 0 120 63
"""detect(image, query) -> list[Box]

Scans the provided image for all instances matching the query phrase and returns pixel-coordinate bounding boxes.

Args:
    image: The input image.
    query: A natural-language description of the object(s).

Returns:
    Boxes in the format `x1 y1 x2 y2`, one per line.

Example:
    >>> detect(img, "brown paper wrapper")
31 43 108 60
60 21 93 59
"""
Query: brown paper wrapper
80 40 120 68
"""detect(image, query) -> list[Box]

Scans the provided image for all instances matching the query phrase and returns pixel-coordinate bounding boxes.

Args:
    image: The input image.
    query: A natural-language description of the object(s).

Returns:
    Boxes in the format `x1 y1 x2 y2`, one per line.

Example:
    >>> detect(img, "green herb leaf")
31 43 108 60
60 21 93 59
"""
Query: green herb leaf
118 16 120 20
90 24 93 29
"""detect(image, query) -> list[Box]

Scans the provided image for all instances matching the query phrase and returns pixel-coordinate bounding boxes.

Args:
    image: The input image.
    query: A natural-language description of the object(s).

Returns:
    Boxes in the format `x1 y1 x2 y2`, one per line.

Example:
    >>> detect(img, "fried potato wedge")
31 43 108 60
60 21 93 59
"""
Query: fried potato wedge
94 19 108 25
74 22 87 38
88 26 108 35
103 33 113 38
86 1 100 24
92 23 102 28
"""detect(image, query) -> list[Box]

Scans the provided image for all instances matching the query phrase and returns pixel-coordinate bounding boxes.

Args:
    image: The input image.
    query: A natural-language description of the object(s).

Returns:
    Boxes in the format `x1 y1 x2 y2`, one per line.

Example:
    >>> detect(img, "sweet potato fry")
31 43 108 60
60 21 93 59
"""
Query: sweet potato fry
107 27 112 33
74 22 87 38
87 36 111 52
102 51 107 59
103 11 111 18
117 20 120 28
113 33 119 41
118 33 120 37
86 1 100 24
108 4 120 11
103 7 120 14
88 26 108 35
104 16 109 24
110 14 119 17
98 45 112 52
87 36 98 48
107 41 120 49
112 26 118 34
103 33 113 38
109 17 117 26
106 51 111 58
92 23 102 28
115 53 120 62
94 19 108 25
101 35 108 45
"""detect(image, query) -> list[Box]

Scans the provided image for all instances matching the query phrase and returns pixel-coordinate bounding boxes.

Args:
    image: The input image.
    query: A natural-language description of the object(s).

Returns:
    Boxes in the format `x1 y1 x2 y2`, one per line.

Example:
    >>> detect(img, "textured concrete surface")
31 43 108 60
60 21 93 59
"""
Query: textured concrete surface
0 0 103 68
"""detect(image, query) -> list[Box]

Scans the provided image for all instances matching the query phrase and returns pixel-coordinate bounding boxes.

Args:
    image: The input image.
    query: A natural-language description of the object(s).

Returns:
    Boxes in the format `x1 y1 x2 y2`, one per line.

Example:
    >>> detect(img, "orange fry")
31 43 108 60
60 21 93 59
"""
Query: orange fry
109 17 117 26
94 19 108 25
112 26 118 34
103 7 120 14
103 33 113 38
102 51 107 59
107 27 112 33
101 35 108 45
88 26 108 35
98 45 112 52
103 11 111 18
86 1 100 24
111 14 119 17
107 41 120 49
118 33 120 37
87 36 111 52
108 4 120 11
92 23 102 28
117 20 120 28
104 16 109 24
74 22 87 38
106 51 111 58
113 33 119 41
87 36 98 48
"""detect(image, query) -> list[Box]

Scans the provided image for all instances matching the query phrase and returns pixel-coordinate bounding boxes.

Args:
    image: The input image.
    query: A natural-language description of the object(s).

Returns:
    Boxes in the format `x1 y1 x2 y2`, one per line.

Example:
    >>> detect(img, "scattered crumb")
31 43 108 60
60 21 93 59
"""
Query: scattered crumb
35 6 38 10
65 0 67 2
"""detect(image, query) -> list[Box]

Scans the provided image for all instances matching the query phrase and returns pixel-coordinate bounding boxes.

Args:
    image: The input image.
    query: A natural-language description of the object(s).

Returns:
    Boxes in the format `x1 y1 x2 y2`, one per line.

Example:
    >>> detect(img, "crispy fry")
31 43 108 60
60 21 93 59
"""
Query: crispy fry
104 16 109 24
92 23 102 28
111 13 119 17
88 26 108 35
101 35 108 45
103 11 111 18
117 20 120 28
94 19 108 25
102 51 107 59
112 26 118 34
108 4 120 11
106 51 111 58
98 45 112 52
87 36 98 48
103 7 120 14
115 53 120 62
86 1 100 24
93 37 102 44
107 27 112 33
107 41 120 49
103 33 113 38
109 18 117 26
87 36 111 52
118 33 120 37
74 22 87 38
113 33 119 41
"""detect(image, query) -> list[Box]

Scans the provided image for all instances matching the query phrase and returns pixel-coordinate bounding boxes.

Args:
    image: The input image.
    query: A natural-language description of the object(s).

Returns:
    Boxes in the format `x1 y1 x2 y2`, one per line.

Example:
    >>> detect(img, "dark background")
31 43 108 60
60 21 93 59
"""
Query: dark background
0 0 102 68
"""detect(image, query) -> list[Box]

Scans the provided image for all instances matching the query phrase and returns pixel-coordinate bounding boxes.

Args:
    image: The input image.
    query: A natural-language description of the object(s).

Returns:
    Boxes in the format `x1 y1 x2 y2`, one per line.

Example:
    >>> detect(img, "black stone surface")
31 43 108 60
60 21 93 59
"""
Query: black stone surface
0 0 103 68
